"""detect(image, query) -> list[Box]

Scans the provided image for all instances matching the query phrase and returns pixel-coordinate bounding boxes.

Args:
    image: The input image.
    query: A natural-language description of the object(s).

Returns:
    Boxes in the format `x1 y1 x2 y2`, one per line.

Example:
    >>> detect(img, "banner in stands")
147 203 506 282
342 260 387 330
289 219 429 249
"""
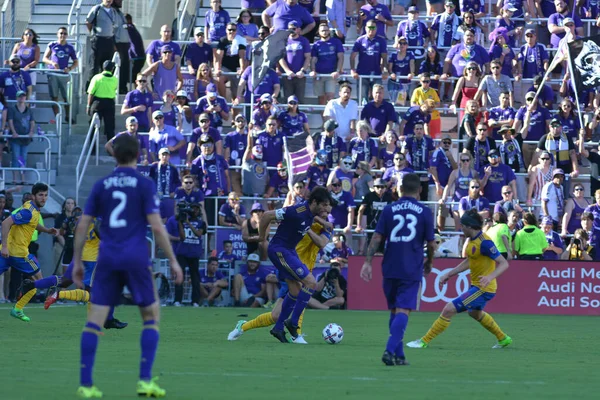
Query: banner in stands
215 228 247 259
180 72 197 102
347 257 600 316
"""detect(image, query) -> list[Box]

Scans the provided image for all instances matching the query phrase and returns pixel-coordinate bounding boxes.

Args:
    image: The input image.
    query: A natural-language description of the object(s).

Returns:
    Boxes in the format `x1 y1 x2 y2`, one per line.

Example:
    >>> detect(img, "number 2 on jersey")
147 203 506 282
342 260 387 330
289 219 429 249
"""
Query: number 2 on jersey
109 191 127 228
389 214 417 243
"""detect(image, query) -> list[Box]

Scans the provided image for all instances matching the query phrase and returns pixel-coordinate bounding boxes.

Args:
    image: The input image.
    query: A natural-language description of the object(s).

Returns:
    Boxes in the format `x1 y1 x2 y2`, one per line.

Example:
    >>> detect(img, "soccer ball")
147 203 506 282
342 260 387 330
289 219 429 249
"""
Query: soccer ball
322 323 344 344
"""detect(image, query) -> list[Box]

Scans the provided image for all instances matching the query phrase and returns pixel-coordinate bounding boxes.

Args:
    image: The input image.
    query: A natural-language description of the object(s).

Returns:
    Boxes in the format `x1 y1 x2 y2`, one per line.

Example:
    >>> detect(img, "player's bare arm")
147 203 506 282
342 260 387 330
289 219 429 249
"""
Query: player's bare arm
479 254 509 288
306 229 330 249
148 213 183 285
361 232 383 282
72 214 93 288
313 215 333 231
440 258 470 288
425 240 436 275
0 217 14 256
36 224 59 236
258 210 277 242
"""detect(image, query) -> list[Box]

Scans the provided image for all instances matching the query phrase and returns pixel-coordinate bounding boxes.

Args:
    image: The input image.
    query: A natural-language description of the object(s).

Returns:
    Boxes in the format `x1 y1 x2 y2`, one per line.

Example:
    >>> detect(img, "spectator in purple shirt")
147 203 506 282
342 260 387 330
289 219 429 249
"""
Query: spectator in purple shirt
187 113 223 163
42 27 78 118
248 93 278 133
480 149 517 203
125 14 146 81
277 95 310 137
121 74 154 132
348 121 378 169
186 28 213 75
357 0 394 39
487 27 516 78
328 177 356 239
145 24 182 65
219 192 247 228
250 115 285 167
430 2 461 49
526 75 554 109
148 110 186 164
548 2 584 48
315 119 347 168
306 150 333 190
205 0 231 46
388 37 415 100
194 83 230 132
360 84 398 137
516 29 549 81
310 22 344 105
430 133 457 198
513 90 552 167
0 55 32 100
403 123 435 200
262 0 316 34
150 148 181 203
398 103 433 137
199 257 229 306
541 216 564 260
105 116 149 165
233 253 268 307
279 21 311 105
459 178 490 219
442 28 490 78
236 67 281 107
395 7 430 61
488 92 517 139
350 19 389 103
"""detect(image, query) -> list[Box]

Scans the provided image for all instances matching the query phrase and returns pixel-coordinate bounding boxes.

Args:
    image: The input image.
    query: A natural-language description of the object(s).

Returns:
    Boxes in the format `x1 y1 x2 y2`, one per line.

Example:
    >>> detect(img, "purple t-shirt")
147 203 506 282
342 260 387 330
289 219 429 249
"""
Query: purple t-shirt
389 51 414 84
251 108 275 130
264 0 315 32
277 111 308 137
306 165 331 190
224 130 248 166
46 41 77 71
352 35 388 75
405 136 435 171
378 147 401 169
174 187 205 204
515 105 551 141
200 268 225 284
255 131 285 167
396 20 430 57
495 18 517 48
190 127 221 152
430 12 461 47
16 43 38 68
459 0 485 13
446 43 490 76
543 231 563 260
205 10 230 42
194 95 230 129
149 125 185 164
285 35 311 73
401 106 431 136
190 154 229 196
241 266 268 294
240 66 280 103
268 172 289 196
316 133 346 168
145 40 182 63
328 191 355 227
489 44 515 77
185 42 213 70
430 148 453 187
166 216 205 257
481 163 516 203
242 0 266 8
311 37 344 74
124 89 154 129
348 137 378 168
375 196 435 280
488 106 517 139
360 101 398 136
85 167 159 262
459 195 490 213
219 202 247 223
359 3 392 38
382 166 414 185
518 43 549 79
0 70 32 100
549 13 583 48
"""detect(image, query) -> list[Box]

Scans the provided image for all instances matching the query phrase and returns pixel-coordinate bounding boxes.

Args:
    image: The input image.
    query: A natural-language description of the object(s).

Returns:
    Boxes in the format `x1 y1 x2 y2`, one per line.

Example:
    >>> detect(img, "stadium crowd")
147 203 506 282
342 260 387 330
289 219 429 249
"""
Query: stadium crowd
2 0 600 307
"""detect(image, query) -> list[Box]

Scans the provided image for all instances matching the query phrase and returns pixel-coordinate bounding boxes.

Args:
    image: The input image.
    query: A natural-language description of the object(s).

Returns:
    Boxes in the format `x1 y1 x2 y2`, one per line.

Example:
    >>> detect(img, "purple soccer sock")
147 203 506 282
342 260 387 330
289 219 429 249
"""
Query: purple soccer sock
106 306 115 321
274 293 296 331
385 312 408 358
140 320 160 381
290 286 314 326
34 275 59 289
389 312 396 331
80 322 102 386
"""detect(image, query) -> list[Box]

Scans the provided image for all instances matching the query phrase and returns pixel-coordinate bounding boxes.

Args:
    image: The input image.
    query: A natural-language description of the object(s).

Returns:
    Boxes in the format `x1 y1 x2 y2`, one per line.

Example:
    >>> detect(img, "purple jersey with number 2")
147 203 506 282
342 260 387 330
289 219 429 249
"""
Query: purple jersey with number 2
84 166 160 307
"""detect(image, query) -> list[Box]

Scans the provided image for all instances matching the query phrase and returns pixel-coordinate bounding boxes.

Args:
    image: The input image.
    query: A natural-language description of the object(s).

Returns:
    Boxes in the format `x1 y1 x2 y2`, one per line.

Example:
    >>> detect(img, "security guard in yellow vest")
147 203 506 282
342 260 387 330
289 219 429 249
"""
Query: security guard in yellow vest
87 60 118 140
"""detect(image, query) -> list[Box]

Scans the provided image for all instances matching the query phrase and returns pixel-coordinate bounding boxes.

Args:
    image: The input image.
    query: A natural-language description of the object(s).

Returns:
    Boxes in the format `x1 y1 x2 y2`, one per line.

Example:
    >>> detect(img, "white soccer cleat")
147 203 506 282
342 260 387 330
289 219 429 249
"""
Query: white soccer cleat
227 320 246 341
291 334 308 344
406 339 428 348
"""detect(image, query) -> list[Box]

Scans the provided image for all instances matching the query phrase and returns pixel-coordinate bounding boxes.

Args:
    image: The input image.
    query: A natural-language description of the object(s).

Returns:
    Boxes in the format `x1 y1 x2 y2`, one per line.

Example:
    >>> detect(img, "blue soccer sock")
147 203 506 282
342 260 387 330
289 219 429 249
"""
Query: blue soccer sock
80 322 102 387
290 286 314 326
274 293 296 331
389 312 396 331
106 306 115 321
140 320 160 381
385 312 408 358
34 275 60 289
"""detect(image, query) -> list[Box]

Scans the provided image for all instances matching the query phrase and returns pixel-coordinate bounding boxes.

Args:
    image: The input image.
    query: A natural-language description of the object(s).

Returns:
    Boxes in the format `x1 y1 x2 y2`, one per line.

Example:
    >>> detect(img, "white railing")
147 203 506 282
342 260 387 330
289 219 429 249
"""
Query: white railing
177 0 200 41
75 113 100 204
111 51 121 99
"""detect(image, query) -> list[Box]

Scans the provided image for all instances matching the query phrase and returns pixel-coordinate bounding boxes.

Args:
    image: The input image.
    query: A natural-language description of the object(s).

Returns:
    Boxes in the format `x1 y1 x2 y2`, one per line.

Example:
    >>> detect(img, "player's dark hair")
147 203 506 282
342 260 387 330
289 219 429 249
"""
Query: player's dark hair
523 212 538 226
493 212 507 224
308 186 333 206
113 134 139 164
461 209 483 229
207 256 219 264
400 173 421 195
223 240 232 245
31 182 48 195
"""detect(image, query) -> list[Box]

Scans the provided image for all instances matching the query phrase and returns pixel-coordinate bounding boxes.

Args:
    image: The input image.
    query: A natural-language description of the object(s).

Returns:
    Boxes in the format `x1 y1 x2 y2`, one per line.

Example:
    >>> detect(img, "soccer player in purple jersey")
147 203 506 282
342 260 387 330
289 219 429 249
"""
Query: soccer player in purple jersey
360 173 436 366
72 134 183 399
258 186 333 343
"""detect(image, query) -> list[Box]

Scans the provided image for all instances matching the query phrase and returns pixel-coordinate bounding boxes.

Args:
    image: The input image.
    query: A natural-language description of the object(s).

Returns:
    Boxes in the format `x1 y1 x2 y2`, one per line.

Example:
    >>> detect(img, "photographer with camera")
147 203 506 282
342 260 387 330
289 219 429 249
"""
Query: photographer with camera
166 202 207 306
561 229 594 261
308 260 346 310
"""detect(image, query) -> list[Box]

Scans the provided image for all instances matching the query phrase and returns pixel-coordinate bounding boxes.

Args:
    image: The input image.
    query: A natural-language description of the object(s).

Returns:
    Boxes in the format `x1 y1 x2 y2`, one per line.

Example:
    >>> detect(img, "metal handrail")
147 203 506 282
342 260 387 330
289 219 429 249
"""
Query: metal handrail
0 133 54 183
177 0 189 40
0 167 41 184
111 51 121 99
75 113 100 204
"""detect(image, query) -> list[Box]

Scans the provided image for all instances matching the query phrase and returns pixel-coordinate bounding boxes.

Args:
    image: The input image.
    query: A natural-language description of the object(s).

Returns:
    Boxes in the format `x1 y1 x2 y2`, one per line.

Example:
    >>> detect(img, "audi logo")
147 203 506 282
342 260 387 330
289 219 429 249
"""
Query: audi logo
421 268 471 303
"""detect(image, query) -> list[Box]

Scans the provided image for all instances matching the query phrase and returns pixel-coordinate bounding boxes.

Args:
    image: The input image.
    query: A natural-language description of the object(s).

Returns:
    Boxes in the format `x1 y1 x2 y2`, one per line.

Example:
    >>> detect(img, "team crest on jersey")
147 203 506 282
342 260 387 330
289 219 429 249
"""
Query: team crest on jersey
208 165 217 173
296 267 304 276
444 24 453 33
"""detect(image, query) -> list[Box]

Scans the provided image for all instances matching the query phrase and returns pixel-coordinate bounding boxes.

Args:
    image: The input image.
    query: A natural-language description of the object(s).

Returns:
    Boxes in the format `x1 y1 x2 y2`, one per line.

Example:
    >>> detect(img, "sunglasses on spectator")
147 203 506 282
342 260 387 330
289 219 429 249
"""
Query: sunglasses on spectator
467 67 476 71
196 33 204 37
138 79 147 83
154 116 164 120
502 191 512 195
375 185 386 189
229 197 239 201
442 140 451 144
470 185 480 189
200 119 209 123
184 181 194 185
526 34 534 37
289 101 298 105
540 157 550 160
163 51 172 54
574 187 584 191
331 183 342 187
399 42 408 45
259 31 268 36
460 159 470 162
227 28 237 32
294 185 304 189
489 154 499 159
10 60 19 64
491 66 500 70
551 123 561 128
394 157 404 161
366 26 377 30
267 123 276 127
477 128 487 132
526 97 534 102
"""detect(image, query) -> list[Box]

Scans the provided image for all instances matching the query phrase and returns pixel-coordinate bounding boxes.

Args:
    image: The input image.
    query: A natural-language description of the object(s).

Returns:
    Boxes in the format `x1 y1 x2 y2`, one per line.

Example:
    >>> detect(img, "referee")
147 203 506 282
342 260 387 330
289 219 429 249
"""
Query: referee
87 60 117 140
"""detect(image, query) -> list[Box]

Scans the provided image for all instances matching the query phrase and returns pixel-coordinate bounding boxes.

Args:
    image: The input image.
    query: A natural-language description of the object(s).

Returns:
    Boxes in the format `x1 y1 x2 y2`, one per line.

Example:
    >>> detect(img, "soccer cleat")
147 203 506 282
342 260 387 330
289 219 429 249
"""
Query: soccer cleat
76 385 103 398
173 302 182 307
291 334 308 344
492 335 513 349
270 328 290 343
44 287 59 310
395 357 410 366
104 318 128 330
406 339 428 349
227 320 246 341
137 377 166 397
10 308 30 322
283 319 299 339
381 351 395 366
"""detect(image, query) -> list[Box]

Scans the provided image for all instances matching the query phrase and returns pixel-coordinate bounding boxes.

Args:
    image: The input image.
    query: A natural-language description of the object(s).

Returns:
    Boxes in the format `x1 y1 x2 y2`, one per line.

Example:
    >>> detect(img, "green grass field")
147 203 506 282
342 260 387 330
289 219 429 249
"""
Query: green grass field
1 304 598 400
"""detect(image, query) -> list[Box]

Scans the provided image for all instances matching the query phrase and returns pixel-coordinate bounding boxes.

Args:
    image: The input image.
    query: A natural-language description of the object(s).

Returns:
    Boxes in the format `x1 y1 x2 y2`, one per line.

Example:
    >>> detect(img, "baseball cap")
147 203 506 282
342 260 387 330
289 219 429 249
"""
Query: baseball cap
525 28 536 35
126 116 138 125
16 90 26 97
247 253 260 262
288 20 300 29
445 0 455 6
407 6 419 13
199 133 214 144
9 54 20 61
251 202 264 213
102 60 115 71
552 168 565 177
488 149 500 157
260 93 272 103
152 110 164 119
252 144 263 159
525 91 537 101
287 95 299 103
234 114 246 122
502 3 518 11
563 17 575 25
373 178 386 187
194 27 203 36
498 126 515 135
324 119 338 132
330 260 341 267
176 90 188 98
159 147 170 155
550 118 561 127
206 83 218 98
441 133 452 140
541 216 554 225
161 44 173 53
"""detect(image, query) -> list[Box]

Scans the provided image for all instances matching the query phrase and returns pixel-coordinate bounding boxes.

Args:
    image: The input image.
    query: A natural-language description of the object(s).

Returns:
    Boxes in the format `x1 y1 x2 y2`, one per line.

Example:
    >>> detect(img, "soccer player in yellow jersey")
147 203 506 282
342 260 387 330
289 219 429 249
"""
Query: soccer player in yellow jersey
227 215 333 344
0 183 58 322
407 209 513 349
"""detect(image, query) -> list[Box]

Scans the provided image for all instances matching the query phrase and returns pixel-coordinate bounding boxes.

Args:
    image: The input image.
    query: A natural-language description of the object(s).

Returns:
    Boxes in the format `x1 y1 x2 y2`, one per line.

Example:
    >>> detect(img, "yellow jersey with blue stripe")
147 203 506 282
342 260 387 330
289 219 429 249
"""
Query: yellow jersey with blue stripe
3 201 40 258
466 232 501 293
295 223 331 271
82 219 100 262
